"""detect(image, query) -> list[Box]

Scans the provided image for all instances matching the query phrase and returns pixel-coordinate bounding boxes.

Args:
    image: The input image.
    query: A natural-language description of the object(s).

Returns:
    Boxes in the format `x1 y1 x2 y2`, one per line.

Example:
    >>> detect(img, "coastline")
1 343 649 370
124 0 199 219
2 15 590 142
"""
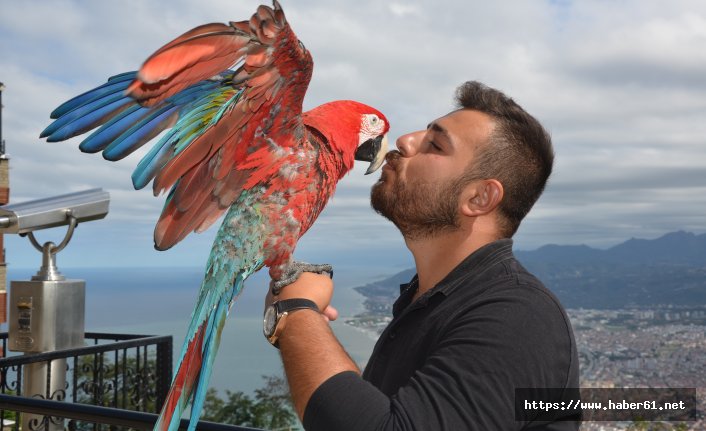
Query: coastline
343 314 392 340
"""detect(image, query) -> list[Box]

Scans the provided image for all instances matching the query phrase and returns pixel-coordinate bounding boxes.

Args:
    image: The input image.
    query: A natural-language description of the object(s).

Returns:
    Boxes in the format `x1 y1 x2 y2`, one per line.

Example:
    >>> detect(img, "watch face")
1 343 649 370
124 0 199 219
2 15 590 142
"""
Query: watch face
264 305 277 337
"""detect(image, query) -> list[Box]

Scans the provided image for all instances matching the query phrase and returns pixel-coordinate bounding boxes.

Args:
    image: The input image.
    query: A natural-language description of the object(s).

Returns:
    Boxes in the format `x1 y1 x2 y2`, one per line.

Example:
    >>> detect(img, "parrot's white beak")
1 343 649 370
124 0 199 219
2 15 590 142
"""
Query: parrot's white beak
355 134 389 175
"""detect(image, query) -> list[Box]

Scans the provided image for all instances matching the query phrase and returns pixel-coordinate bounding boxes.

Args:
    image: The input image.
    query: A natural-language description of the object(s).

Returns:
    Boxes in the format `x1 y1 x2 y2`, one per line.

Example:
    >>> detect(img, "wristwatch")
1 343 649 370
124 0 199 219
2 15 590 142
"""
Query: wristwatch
263 298 319 347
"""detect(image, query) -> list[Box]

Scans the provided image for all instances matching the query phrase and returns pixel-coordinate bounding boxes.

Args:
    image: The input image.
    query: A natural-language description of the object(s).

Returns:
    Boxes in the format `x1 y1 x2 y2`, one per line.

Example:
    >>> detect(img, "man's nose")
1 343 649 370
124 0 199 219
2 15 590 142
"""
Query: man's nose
395 130 424 157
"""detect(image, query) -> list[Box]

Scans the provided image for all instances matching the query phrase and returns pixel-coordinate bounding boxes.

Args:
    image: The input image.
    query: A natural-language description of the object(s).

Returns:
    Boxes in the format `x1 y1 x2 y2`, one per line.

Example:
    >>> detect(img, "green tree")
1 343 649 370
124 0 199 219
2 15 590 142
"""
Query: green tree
627 421 689 431
201 374 297 430
74 353 159 413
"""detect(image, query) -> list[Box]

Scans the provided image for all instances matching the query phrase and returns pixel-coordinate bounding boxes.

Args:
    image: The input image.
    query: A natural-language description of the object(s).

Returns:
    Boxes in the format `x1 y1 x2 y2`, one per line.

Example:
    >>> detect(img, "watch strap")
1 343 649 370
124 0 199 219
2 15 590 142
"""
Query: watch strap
275 298 320 314
267 298 320 348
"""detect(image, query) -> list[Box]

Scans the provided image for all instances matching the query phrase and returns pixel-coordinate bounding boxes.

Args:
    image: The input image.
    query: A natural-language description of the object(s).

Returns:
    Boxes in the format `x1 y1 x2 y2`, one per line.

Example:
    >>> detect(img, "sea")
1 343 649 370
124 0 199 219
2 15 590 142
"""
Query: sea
5 264 402 396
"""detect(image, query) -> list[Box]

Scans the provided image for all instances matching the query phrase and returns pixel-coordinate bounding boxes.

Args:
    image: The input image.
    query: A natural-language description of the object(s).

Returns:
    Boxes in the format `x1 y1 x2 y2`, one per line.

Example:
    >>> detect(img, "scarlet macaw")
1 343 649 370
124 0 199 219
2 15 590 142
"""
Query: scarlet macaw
41 2 389 430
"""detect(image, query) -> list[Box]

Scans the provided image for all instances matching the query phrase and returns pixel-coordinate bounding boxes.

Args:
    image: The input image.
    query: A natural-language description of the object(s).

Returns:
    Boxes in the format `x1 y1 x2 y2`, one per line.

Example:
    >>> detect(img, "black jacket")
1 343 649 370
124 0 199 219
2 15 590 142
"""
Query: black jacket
304 239 580 430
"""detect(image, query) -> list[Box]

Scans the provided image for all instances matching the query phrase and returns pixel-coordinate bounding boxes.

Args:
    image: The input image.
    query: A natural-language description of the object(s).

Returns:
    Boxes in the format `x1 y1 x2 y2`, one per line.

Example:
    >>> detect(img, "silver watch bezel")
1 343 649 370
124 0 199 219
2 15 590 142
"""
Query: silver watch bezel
263 299 319 346
263 304 278 338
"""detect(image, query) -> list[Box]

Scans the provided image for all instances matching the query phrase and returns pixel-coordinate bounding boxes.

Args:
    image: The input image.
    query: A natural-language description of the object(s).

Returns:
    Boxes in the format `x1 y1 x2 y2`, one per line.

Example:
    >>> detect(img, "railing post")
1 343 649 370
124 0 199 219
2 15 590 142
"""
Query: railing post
155 337 172 411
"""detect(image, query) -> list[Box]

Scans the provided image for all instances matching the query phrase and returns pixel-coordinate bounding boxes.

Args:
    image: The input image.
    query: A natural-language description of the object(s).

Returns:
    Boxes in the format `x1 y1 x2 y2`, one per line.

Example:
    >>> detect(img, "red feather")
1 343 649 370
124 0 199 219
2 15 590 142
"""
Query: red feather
136 4 311 250
126 23 250 106
157 324 205 431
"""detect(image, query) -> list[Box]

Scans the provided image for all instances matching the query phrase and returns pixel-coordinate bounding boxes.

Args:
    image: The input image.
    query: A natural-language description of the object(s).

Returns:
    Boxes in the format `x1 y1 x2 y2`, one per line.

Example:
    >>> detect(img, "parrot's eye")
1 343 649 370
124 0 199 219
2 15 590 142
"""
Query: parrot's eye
361 114 383 135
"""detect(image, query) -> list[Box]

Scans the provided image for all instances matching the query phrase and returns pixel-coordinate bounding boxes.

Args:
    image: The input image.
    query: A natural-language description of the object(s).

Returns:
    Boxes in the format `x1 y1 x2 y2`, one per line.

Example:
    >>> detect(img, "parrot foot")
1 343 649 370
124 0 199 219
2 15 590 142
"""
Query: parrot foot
272 261 333 295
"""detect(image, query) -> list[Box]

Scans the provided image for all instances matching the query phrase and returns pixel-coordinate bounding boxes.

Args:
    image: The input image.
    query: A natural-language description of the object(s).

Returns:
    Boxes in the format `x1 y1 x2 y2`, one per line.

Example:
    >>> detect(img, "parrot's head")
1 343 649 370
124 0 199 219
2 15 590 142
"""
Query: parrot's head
304 100 390 177
353 107 390 175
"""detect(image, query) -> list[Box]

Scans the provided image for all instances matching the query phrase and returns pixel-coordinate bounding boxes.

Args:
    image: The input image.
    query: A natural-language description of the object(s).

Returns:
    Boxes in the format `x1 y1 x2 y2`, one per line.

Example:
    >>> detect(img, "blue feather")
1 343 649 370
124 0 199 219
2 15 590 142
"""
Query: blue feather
48 72 136 119
130 82 239 189
165 80 221 104
188 279 236 431
45 97 133 142
79 104 147 153
132 139 174 190
131 120 203 189
103 105 179 161
107 71 137 82
79 81 220 157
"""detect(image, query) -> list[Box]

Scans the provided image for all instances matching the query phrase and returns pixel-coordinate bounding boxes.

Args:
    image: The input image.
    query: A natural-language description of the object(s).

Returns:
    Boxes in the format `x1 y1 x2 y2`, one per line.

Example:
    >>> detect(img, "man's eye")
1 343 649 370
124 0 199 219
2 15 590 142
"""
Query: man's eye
430 142 442 151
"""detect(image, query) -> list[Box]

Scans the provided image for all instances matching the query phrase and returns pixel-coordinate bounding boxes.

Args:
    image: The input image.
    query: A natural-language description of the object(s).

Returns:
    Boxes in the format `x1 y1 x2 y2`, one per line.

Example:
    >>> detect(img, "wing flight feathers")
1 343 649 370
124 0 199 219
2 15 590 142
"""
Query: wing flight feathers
44 2 314 250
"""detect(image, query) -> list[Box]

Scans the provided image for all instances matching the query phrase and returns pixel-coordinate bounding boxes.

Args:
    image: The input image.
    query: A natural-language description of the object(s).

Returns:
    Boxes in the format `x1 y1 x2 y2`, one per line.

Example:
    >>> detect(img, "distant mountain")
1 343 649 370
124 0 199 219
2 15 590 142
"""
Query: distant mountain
518 231 706 267
354 231 706 310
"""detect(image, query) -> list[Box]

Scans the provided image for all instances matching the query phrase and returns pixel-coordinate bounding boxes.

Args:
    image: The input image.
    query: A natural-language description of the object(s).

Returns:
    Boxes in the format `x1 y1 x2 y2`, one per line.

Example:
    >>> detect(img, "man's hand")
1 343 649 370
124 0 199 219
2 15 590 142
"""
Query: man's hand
265 271 358 420
266 271 339 321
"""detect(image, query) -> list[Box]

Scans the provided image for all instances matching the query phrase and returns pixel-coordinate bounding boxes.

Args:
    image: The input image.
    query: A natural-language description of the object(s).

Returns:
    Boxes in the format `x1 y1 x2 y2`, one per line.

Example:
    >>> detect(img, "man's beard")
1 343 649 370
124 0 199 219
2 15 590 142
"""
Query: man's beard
371 172 464 240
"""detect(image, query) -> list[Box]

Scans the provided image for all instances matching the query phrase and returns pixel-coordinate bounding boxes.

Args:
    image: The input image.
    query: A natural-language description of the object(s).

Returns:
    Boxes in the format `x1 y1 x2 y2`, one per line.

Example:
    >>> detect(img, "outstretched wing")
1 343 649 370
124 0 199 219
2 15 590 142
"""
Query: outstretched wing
42 1 313 250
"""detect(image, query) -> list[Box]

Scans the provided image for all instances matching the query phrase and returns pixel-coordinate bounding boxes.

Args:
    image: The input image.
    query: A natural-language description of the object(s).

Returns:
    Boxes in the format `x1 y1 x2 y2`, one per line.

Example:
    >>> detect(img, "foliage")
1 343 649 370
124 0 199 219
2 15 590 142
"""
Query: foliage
74 353 159 413
201 374 297 430
1 389 18 423
627 420 690 431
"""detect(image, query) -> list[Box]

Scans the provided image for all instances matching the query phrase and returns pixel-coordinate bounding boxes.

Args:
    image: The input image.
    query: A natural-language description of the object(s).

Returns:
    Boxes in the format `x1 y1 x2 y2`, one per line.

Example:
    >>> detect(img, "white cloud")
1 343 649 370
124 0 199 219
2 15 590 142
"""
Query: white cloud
388 3 422 18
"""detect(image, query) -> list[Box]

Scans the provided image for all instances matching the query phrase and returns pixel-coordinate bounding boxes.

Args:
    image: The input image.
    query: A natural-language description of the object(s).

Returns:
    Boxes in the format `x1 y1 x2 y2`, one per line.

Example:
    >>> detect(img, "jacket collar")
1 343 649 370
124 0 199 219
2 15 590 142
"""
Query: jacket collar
393 239 515 316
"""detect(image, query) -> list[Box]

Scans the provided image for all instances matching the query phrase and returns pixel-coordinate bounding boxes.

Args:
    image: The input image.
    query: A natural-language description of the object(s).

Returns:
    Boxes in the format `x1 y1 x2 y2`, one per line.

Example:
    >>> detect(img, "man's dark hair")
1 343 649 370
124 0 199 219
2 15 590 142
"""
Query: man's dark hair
455 81 554 237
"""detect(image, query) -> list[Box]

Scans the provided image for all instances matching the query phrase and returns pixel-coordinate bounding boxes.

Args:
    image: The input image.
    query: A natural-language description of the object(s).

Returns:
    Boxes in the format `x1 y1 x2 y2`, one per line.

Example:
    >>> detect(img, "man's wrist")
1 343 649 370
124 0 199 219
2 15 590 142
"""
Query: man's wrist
277 307 329 348
276 307 326 350
264 298 320 347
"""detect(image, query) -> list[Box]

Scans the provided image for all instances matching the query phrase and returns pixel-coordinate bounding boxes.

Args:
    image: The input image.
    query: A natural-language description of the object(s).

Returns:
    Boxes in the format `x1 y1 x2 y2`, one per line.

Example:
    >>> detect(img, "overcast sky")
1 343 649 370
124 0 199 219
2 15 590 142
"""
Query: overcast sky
0 0 704 270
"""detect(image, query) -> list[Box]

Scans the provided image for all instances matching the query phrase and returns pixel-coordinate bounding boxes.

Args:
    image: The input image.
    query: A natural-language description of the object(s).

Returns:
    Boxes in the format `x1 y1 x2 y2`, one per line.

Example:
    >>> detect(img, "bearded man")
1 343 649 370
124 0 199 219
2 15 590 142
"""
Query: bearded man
264 81 580 430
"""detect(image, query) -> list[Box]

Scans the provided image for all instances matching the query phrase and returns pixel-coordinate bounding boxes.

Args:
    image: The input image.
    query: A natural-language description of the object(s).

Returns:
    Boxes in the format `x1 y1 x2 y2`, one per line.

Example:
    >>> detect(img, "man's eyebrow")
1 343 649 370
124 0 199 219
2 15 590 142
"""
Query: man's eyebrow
426 122 453 143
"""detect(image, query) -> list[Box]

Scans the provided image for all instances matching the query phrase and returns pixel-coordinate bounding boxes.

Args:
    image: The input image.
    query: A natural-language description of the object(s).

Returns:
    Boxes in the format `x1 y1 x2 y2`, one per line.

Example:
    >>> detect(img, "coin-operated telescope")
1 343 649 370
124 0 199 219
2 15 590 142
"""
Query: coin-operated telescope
0 188 109 431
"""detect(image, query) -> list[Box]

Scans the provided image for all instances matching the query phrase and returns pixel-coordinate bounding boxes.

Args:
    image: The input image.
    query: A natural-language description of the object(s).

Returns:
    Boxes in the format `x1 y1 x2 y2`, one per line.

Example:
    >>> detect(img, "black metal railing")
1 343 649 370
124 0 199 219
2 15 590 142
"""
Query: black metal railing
0 394 261 431
0 332 176 430
0 333 262 431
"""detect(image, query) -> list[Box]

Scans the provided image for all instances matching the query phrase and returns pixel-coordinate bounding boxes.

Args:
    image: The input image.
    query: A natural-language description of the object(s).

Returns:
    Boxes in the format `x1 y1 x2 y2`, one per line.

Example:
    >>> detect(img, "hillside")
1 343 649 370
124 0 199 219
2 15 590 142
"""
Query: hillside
354 231 706 309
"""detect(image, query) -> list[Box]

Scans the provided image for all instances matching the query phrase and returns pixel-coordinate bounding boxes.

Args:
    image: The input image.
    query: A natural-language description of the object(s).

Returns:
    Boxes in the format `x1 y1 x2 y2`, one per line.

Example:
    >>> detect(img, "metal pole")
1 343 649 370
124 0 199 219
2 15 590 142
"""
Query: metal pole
0 82 6 329
0 82 5 155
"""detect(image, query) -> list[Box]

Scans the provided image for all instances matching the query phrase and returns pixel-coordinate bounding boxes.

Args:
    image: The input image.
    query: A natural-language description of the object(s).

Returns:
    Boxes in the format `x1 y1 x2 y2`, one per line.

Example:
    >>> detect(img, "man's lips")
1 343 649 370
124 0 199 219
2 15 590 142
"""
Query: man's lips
378 151 401 184
382 150 402 172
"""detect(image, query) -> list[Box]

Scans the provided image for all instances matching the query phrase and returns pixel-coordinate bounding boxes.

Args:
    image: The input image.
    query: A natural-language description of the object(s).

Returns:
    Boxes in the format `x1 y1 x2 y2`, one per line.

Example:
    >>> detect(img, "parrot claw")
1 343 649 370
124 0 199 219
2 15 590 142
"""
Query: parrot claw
272 261 333 295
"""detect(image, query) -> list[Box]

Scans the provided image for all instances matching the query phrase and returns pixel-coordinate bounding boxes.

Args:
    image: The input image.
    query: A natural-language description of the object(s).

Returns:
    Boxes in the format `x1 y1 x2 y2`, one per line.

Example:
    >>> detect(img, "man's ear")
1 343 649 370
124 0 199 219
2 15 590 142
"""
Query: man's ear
460 179 504 217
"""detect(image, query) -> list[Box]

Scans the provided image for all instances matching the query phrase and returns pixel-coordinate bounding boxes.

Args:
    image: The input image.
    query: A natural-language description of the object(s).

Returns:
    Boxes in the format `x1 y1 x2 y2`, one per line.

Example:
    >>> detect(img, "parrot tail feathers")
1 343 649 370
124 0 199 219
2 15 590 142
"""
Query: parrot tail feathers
154 271 248 431
187 289 231 431
155 322 206 431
